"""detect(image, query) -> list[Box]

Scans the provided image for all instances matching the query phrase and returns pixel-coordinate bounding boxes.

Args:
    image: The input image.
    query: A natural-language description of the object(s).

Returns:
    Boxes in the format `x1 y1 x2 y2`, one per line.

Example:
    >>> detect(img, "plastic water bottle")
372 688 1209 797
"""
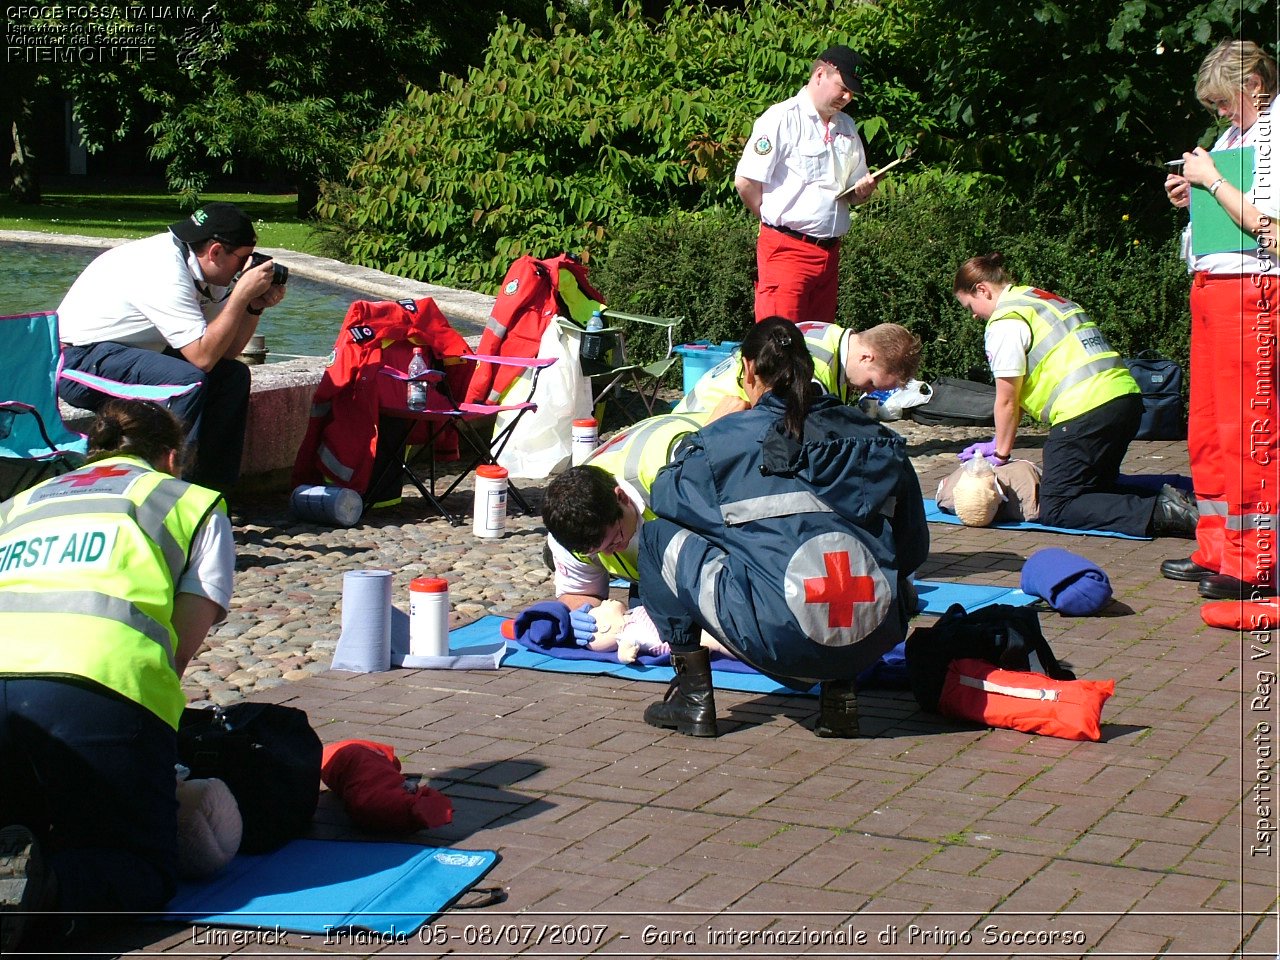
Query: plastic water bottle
582 309 605 361
406 347 428 410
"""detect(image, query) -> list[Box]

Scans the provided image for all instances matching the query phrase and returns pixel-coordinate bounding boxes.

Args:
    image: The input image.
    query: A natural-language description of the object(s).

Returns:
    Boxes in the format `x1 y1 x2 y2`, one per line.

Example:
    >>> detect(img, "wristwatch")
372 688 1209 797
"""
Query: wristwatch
247 306 264 316
1208 177 1226 197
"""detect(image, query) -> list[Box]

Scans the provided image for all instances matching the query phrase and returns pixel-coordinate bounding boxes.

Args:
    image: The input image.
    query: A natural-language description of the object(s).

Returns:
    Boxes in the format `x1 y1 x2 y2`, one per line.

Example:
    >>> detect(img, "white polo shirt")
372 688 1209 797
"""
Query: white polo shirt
735 87 868 240
58 231 229 351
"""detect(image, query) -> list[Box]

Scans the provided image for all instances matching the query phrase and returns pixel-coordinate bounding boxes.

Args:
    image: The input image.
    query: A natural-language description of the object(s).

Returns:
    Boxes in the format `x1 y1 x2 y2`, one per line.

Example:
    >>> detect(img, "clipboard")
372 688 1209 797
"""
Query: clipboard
1190 146 1255 256
836 148 915 201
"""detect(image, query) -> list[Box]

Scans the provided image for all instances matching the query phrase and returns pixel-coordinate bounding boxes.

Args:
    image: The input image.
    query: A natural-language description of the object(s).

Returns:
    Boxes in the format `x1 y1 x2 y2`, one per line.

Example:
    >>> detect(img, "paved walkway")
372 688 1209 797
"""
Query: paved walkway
78 425 1277 959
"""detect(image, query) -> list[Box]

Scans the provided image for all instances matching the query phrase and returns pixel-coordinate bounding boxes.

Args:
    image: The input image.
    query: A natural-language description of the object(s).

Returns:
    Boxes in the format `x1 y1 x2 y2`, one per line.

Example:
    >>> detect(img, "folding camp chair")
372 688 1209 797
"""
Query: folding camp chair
0 311 206 502
468 254 681 426
366 354 556 525
548 262 681 423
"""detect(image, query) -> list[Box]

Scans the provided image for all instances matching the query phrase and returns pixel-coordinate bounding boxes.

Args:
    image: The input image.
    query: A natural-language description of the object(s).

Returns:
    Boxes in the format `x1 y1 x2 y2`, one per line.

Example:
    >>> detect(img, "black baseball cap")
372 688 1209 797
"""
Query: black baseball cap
818 45 864 95
169 202 257 248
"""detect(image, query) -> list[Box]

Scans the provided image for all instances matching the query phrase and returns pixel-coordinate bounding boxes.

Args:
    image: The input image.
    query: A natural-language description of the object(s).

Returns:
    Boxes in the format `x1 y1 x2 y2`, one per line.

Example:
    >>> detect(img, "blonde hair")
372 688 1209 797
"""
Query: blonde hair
1196 40 1278 108
859 323 922 383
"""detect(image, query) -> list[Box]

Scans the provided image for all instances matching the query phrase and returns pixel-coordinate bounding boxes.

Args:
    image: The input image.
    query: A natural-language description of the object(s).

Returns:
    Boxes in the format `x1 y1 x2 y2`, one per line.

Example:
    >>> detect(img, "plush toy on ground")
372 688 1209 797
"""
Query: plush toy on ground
320 739 452 833
175 772 242 879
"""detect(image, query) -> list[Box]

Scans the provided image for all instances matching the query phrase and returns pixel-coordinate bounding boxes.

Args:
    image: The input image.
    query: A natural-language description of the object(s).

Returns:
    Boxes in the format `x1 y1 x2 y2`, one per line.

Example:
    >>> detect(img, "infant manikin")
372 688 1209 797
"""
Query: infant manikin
586 600 732 664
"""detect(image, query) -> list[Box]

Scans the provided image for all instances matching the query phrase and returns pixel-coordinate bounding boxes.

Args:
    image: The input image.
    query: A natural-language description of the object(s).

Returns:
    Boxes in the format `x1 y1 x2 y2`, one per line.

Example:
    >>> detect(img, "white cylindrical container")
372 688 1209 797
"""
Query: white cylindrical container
571 417 598 466
473 464 509 539
290 484 363 527
409 577 449 657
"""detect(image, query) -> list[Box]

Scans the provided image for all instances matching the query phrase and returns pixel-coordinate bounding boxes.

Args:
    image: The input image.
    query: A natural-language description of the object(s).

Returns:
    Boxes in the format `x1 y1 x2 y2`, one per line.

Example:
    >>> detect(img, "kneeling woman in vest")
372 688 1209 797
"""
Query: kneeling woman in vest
638 318 929 738
953 253 1197 539
0 399 232 950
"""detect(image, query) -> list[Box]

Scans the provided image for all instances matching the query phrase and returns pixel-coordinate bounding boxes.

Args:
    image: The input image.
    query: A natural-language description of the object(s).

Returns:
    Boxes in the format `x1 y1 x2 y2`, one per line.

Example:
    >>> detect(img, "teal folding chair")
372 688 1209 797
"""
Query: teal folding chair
0 311 200 502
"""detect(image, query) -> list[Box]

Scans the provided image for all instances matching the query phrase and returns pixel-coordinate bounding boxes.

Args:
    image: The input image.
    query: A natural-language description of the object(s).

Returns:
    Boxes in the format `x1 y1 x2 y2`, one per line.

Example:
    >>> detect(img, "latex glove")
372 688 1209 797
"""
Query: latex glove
569 603 598 646
958 439 1007 466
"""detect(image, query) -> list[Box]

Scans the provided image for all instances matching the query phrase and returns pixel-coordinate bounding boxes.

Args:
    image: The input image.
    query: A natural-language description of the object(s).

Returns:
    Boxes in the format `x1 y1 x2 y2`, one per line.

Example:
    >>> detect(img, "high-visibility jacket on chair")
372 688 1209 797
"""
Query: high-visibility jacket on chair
572 411 711 581
988 286 1139 425
0 456 223 729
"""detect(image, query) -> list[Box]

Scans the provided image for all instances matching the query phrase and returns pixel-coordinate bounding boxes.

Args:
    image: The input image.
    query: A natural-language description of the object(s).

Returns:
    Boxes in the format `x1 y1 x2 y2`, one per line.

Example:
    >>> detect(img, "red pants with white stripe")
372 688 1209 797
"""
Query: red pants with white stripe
754 226 840 323
1188 272 1280 587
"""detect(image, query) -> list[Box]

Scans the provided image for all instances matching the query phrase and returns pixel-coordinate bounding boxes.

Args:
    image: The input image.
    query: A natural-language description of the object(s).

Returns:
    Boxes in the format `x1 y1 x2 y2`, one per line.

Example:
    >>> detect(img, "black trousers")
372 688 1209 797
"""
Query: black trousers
60 341 250 492
1039 392 1156 538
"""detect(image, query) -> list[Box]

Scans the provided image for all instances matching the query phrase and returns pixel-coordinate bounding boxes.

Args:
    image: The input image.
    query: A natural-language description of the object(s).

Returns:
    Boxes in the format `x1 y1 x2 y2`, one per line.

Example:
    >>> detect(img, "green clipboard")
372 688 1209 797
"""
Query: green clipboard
1191 146 1255 256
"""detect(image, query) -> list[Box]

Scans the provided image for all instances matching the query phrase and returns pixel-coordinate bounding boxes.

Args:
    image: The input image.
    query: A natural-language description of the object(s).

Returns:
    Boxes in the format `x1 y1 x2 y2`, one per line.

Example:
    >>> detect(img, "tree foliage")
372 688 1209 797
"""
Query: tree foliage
317 0 919 288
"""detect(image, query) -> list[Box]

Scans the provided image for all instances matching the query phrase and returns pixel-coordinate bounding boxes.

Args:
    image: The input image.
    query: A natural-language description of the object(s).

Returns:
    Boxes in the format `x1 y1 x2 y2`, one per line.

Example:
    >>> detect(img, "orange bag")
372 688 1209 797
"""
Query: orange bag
939 658 1115 741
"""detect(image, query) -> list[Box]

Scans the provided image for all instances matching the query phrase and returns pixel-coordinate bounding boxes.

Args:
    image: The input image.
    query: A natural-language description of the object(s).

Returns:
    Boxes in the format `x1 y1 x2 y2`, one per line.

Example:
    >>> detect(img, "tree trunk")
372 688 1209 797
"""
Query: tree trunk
9 98 41 204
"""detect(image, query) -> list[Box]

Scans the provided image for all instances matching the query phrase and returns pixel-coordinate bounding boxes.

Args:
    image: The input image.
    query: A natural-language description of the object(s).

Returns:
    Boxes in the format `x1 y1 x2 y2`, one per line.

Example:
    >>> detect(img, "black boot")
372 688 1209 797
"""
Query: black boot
644 647 718 737
1150 484 1198 539
814 679 860 738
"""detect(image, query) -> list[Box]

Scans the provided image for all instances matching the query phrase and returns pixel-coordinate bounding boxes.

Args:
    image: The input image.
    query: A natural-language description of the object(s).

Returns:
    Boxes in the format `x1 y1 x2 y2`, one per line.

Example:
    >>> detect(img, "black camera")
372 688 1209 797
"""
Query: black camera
248 251 289 286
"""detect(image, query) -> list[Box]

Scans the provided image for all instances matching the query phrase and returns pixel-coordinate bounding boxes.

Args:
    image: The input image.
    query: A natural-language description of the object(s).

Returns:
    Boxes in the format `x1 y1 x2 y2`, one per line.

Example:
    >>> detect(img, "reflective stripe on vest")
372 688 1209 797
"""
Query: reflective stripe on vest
587 412 709 509
991 287 1136 424
797 321 850 402
0 457 223 729
721 491 834 525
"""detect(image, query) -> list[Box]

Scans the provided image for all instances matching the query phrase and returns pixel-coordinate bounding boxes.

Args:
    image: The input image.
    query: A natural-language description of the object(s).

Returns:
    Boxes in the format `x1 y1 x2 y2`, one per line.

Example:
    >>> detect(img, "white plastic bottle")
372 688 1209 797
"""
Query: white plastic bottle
406 347 428 410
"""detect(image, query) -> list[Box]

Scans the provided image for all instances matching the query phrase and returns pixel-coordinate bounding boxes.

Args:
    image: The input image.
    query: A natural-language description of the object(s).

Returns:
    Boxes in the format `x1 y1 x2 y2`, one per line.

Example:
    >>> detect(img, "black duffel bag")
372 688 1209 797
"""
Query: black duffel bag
1124 351 1185 440
908 377 997 427
178 703 322 852
904 603 1075 713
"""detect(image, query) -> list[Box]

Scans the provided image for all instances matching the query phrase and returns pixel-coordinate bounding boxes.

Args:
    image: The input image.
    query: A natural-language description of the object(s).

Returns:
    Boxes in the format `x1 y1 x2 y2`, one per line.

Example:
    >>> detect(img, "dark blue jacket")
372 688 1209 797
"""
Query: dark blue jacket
639 392 928 684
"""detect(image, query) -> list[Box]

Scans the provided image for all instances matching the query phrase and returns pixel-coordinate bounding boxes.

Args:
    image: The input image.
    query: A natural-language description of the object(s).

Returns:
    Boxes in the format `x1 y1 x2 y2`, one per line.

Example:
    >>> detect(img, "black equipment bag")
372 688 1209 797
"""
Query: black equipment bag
177 703 322 852
1124 351 1185 440
904 603 1075 712
908 377 997 426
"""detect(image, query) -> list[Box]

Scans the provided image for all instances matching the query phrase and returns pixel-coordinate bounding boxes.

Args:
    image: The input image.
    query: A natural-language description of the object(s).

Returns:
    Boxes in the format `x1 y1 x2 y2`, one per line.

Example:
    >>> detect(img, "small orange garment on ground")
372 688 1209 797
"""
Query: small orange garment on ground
1201 599 1280 631
320 739 452 832
939 658 1115 741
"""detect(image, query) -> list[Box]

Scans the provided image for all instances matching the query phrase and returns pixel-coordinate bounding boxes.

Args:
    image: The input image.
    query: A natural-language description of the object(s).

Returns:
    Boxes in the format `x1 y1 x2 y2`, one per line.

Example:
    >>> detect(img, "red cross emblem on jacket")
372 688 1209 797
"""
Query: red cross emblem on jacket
804 550 876 628
56 464 133 488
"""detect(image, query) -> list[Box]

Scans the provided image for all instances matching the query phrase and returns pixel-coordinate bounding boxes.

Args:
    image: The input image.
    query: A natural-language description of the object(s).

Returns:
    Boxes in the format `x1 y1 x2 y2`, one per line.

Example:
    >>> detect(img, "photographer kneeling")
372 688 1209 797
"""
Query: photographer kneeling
58 202 287 493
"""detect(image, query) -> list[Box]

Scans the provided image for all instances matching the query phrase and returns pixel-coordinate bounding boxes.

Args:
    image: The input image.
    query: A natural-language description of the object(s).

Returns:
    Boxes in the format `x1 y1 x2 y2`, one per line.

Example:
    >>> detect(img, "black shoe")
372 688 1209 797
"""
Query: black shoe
1150 484 1199 539
814 679 860 738
1199 574 1279 601
0 825 48 955
644 647 718 737
1161 557 1215 582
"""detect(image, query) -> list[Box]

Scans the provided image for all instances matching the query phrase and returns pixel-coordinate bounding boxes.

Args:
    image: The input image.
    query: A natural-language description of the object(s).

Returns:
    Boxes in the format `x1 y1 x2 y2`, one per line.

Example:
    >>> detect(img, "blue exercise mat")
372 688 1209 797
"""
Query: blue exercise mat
453 577 1040 697
162 839 498 935
924 499 1151 540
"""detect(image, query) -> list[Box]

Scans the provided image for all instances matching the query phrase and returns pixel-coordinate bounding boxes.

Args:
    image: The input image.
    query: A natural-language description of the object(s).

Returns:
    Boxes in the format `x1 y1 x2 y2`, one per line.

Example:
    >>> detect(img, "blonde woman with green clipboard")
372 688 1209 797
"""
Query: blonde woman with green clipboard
1161 40 1278 602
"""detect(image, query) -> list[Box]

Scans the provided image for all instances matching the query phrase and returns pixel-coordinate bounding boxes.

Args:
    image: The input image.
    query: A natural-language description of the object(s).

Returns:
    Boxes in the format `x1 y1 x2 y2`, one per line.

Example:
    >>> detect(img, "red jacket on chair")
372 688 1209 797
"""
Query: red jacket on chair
465 254 604 404
291 298 471 495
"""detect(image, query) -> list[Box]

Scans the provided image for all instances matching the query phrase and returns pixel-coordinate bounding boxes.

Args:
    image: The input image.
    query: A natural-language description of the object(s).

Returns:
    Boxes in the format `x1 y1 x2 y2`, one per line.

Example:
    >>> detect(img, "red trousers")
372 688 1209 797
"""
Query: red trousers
1188 272 1280 587
754 226 840 323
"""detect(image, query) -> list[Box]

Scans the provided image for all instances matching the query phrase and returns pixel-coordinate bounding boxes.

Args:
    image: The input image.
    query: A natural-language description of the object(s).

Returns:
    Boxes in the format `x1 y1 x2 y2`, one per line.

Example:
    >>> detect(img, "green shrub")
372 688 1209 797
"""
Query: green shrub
594 182 1193 382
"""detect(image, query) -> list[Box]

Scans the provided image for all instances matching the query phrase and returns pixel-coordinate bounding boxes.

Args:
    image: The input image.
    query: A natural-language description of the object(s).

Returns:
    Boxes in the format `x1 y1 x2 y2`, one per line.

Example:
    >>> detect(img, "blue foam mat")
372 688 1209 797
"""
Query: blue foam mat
162 839 497 935
924 499 1151 540
453 578 1039 697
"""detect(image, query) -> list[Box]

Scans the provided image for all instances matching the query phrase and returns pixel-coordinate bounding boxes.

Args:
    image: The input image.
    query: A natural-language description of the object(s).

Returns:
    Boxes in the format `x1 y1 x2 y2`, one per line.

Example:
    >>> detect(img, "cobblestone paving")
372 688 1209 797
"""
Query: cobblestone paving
85 417 1278 960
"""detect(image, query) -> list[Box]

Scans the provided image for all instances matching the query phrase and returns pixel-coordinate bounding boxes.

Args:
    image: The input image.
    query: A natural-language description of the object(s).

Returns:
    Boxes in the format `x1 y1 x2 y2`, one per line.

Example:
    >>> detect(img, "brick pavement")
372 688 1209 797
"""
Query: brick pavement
77 434 1279 959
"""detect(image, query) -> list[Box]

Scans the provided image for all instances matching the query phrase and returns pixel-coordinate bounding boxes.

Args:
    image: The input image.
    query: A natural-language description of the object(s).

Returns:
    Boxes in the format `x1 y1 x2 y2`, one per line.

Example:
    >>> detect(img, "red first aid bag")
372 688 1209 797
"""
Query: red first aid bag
939 658 1115 741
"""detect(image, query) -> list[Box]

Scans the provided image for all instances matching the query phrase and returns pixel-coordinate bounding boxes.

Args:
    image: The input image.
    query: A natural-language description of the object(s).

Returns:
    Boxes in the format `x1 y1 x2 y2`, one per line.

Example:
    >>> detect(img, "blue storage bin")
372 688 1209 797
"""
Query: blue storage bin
674 341 740 394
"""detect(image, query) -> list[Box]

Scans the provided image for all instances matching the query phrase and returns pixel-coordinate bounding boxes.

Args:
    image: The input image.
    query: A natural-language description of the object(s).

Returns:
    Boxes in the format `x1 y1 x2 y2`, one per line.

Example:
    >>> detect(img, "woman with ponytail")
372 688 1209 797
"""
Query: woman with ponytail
0 399 233 950
638 318 928 739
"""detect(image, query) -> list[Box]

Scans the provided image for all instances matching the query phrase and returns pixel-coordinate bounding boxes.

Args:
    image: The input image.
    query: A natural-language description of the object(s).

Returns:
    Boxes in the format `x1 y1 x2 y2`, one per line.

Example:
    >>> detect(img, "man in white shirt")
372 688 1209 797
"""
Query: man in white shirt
57 202 286 492
734 45 878 324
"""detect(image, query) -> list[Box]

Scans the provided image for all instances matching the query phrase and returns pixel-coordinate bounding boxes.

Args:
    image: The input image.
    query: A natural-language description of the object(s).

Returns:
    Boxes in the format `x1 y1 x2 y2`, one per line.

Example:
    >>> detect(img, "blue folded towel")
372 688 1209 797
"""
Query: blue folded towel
1020 547 1113 616
513 601 574 648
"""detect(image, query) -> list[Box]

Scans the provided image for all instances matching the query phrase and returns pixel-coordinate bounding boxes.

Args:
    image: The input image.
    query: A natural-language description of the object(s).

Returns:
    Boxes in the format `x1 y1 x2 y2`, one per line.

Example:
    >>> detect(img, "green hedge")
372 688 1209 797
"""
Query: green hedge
593 185 1193 382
